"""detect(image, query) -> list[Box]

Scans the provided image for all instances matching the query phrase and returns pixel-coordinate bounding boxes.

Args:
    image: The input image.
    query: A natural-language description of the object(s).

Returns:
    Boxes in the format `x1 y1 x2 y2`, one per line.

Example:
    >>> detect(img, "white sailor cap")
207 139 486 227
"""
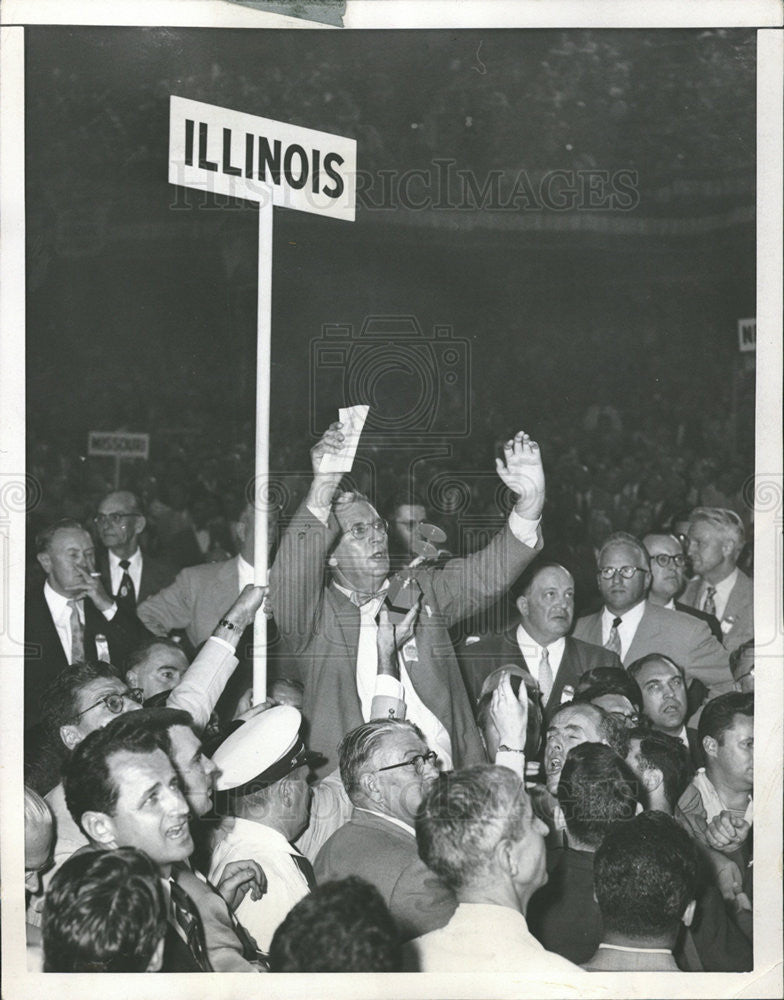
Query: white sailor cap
212 705 318 795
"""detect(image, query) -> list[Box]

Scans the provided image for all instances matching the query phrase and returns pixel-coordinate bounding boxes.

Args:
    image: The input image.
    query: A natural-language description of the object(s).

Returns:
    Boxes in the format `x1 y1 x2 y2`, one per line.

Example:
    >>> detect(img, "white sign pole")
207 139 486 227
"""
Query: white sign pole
168 95 356 705
253 189 273 706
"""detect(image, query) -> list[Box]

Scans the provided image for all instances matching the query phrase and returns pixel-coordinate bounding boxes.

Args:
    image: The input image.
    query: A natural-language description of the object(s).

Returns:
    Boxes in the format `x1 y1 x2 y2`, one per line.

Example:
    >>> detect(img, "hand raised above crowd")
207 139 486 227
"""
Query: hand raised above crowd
494 432 545 520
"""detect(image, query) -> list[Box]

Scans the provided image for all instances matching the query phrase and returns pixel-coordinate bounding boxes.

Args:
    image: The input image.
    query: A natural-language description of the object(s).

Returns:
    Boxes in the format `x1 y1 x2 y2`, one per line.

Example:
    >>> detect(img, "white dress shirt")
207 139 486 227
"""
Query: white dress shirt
515 624 566 692
600 600 646 660
43 581 116 662
405 902 580 973
209 819 310 952
698 569 738 621
107 547 142 597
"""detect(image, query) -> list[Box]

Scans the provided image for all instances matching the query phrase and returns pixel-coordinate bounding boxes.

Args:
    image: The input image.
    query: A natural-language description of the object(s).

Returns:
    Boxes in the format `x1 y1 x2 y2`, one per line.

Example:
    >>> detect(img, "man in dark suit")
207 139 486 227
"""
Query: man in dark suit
94 489 177 610
458 562 622 722
314 719 457 940
572 532 732 692
25 518 148 729
642 532 722 641
270 425 545 777
681 507 753 653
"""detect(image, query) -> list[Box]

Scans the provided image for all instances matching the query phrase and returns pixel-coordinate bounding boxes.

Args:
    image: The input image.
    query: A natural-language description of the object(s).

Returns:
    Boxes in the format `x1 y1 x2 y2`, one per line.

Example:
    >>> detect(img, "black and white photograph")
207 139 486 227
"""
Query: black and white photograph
1 1 781 996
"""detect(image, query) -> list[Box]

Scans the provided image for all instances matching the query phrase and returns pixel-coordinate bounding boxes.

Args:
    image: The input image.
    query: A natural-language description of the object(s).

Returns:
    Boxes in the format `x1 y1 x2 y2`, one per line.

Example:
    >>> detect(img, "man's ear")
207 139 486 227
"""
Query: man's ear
702 735 719 759
359 770 383 805
37 551 52 575
81 810 118 849
60 724 82 752
681 899 697 928
515 596 529 619
133 515 147 538
125 667 140 690
495 837 516 878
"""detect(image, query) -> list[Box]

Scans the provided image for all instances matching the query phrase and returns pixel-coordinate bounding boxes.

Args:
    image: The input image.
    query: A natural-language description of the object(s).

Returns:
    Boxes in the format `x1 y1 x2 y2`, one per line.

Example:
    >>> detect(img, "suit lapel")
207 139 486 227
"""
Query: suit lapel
625 604 659 666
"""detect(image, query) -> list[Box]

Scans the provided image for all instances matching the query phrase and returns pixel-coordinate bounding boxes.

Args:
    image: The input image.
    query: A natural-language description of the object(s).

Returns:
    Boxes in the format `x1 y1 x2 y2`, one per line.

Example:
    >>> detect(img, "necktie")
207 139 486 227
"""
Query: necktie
67 599 85 663
291 852 317 892
169 879 213 972
605 616 622 656
116 559 136 611
703 586 717 617
538 646 554 704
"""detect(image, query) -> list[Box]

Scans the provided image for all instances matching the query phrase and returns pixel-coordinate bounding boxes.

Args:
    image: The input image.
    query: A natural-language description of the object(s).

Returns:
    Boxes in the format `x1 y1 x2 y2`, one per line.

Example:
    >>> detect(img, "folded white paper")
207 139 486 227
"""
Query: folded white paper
319 404 370 473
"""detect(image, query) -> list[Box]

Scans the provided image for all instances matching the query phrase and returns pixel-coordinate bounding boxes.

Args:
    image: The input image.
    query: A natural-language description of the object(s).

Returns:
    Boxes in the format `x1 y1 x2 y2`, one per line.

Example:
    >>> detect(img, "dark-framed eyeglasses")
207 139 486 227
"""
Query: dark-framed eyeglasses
607 710 640 726
73 687 144 720
94 512 139 526
598 565 647 580
651 553 687 568
344 518 388 540
376 750 439 775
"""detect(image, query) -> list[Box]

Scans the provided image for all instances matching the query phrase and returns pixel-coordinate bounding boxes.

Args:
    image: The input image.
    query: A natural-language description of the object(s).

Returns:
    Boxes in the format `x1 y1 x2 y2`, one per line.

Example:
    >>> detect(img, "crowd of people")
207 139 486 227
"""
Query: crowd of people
22 422 755 974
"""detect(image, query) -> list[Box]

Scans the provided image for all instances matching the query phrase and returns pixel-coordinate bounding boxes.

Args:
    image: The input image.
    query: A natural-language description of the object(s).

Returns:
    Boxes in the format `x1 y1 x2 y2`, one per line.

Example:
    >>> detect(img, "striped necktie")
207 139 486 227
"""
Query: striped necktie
169 879 213 972
703 586 717 617
67 599 85 663
604 616 622 656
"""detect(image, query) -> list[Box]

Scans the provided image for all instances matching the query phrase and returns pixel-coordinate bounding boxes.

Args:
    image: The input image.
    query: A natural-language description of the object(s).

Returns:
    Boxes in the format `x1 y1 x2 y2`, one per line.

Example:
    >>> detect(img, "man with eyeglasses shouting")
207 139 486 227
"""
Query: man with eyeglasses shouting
314 719 457 940
93 489 177 613
573 531 732 692
25 517 151 730
270 424 545 780
642 532 723 641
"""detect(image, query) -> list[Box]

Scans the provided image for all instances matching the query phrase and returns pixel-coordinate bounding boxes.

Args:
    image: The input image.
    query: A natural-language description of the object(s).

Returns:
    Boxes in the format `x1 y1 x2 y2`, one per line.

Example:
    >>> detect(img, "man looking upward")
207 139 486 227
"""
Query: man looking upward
270 426 546 775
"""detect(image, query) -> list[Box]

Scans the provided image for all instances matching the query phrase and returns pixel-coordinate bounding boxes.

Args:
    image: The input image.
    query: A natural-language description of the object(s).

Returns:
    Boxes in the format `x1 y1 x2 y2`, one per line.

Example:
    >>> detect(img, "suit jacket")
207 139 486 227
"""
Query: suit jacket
137 556 241 648
172 864 258 972
97 548 177 606
572 601 733 690
270 502 542 776
24 587 150 728
680 571 753 653
458 629 623 720
674 600 723 643
527 846 601 964
314 809 457 941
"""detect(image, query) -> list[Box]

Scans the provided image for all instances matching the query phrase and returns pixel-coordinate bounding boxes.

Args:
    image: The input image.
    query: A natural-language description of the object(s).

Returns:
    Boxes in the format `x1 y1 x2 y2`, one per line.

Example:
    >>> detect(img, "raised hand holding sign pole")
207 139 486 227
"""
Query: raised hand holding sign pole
168 96 356 703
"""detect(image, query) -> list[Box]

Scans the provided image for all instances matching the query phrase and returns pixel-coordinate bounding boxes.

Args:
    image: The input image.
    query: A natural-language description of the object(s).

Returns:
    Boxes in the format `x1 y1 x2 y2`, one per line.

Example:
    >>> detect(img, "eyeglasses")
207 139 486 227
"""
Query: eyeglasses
376 750 439 775
344 518 388 540
598 566 647 580
607 710 640 726
650 553 687 568
94 512 139 526
73 687 144 720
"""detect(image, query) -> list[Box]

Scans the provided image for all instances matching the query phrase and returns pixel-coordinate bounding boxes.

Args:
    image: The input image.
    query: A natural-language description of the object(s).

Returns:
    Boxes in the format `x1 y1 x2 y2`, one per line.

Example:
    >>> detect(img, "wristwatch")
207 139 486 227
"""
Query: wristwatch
497 745 525 754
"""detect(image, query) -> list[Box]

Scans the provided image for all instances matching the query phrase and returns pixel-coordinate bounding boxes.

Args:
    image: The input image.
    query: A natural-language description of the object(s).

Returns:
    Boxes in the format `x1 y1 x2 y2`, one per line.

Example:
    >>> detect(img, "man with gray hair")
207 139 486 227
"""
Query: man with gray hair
404 765 579 974
681 507 753 652
573 531 732 690
270 423 546 778
314 719 457 940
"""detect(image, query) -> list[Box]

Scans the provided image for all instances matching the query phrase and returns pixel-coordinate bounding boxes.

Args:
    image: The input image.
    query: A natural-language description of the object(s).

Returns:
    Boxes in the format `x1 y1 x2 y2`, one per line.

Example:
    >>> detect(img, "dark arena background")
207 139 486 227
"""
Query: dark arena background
24 26 755 614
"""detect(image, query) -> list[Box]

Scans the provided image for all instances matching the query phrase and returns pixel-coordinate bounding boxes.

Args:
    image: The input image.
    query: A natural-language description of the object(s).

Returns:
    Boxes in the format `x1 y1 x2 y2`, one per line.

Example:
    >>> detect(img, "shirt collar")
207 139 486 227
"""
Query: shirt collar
602 598 646 630
44 580 79 621
228 816 298 853
108 547 141 571
707 567 738 599
356 806 415 837
516 624 565 659
334 579 390 608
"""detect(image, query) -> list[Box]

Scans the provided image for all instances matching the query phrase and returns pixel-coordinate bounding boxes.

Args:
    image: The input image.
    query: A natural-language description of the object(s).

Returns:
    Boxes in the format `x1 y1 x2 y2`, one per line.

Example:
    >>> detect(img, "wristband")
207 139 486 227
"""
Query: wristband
217 618 240 631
